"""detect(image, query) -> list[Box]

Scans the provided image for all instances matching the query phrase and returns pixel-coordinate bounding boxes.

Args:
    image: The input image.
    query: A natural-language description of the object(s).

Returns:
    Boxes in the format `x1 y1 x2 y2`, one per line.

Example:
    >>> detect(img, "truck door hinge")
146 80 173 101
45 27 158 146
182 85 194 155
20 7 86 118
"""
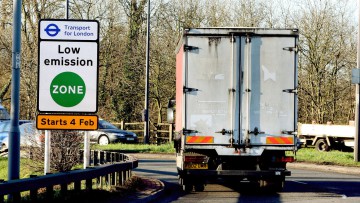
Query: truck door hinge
215 129 233 135
182 128 199 135
283 45 298 52
283 89 298 94
184 45 199 52
183 86 199 93
248 127 264 136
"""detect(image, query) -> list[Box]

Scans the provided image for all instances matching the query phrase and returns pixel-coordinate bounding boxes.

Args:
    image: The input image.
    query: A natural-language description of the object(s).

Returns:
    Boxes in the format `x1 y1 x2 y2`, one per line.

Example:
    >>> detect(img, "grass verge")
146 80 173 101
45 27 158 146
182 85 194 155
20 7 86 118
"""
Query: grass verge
0 157 42 181
295 148 360 167
92 142 176 153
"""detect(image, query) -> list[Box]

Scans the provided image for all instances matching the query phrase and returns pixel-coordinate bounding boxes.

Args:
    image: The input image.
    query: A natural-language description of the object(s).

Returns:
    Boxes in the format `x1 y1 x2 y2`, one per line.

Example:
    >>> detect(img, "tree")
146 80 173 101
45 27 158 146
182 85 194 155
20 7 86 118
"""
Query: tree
26 129 83 173
290 0 357 124
0 0 13 105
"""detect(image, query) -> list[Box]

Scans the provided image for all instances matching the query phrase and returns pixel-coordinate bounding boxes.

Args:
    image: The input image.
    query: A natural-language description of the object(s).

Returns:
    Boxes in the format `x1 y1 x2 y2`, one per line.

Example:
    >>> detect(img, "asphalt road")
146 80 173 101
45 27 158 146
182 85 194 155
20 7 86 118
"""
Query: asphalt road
132 154 360 203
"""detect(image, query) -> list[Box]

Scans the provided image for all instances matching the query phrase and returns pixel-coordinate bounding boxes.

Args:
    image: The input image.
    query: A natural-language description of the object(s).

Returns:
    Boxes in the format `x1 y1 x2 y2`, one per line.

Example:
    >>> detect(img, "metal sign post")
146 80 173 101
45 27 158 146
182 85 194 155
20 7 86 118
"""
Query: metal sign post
8 0 22 183
44 130 51 174
83 131 90 169
143 0 150 144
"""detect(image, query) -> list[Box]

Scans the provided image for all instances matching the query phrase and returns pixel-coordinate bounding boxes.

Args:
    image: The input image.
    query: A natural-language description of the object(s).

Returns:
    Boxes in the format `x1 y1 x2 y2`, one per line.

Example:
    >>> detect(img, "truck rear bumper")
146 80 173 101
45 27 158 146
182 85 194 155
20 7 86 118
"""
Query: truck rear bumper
184 169 291 178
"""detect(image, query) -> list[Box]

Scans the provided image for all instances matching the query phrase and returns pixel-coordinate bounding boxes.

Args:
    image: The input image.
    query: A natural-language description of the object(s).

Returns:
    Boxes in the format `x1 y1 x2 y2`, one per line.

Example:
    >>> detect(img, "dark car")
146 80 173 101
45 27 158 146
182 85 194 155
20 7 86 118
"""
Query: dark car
88 119 138 145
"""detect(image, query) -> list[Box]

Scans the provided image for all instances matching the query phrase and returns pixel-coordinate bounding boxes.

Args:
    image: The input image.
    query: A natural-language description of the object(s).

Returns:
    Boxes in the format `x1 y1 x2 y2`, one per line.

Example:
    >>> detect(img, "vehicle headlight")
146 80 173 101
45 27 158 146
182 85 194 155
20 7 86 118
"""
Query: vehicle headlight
116 134 125 137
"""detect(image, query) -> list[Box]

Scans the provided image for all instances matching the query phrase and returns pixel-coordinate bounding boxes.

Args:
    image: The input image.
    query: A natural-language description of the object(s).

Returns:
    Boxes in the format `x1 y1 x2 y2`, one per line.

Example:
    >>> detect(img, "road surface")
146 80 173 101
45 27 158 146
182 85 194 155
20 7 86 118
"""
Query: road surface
132 154 360 203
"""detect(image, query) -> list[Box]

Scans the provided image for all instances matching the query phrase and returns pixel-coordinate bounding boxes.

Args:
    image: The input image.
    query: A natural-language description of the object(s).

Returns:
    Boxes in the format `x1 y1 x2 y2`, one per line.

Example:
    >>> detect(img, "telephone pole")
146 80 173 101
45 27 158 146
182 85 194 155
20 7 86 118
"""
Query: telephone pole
355 0 360 162
143 0 150 144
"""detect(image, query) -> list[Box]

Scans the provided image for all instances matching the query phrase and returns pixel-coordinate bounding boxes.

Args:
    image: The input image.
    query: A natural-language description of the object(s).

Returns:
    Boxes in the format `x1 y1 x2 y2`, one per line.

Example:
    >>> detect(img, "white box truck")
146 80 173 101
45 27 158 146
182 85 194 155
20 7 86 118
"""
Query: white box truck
172 28 299 192
298 123 354 151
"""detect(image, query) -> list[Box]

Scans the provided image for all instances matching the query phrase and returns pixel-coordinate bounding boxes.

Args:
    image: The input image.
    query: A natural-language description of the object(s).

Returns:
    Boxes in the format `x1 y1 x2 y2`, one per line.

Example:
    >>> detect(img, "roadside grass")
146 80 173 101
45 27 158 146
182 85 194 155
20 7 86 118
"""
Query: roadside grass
0 157 42 181
295 148 360 167
92 142 176 153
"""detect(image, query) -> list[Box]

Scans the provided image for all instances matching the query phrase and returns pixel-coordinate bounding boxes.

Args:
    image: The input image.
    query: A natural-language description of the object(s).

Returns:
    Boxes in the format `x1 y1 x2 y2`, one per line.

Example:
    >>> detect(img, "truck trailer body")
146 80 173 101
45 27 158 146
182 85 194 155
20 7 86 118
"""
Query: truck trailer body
174 28 299 192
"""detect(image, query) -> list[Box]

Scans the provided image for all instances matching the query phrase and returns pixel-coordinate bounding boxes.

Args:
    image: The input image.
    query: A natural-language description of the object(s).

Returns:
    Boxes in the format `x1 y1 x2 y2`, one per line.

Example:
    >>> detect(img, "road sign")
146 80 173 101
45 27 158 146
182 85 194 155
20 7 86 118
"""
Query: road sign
37 114 98 130
40 20 98 41
38 19 99 113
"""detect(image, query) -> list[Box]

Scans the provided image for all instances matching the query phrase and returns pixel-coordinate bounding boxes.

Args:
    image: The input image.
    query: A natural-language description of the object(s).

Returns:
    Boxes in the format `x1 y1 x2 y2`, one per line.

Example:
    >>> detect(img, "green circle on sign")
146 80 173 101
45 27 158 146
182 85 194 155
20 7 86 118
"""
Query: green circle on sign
50 72 86 107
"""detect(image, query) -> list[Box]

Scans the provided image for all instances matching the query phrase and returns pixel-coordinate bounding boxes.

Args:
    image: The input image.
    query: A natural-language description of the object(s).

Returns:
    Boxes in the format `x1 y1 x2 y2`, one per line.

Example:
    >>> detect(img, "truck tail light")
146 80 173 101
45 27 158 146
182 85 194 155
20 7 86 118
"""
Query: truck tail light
184 155 209 163
275 156 295 163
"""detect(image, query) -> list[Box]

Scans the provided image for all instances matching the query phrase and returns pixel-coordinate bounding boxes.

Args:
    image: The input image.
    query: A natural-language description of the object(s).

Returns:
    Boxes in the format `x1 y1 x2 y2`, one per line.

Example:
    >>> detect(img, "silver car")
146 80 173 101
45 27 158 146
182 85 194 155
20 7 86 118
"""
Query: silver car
0 104 10 122
0 121 42 150
88 119 138 145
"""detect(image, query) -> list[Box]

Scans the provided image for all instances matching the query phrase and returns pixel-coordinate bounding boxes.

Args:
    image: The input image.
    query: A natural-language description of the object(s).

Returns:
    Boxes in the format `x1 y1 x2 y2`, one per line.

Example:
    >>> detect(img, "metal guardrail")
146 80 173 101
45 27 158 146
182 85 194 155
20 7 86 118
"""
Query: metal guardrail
0 151 138 202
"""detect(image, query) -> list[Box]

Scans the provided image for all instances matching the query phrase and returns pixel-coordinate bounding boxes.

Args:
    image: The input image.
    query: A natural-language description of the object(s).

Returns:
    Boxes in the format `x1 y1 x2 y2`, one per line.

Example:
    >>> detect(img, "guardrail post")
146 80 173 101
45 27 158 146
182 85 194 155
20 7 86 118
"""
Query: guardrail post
94 150 99 165
86 179 92 190
103 151 107 163
120 171 125 185
97 176 102 188
100 151 104 164
74 180 81 192
46 173 53 200
125 170 129 181
61 183 67 196
30 175 38 201
90 150 94 166
112 152 116 163
105 151 110 163
0 179 4 203
111 172 116 186
46 185 53 200
106 174 110 186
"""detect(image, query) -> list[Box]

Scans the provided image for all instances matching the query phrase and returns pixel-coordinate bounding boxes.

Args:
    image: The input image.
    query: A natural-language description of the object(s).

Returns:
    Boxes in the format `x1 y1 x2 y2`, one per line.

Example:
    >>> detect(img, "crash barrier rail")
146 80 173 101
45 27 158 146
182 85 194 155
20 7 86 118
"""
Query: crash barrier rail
114 121 174 144
0 151 138 202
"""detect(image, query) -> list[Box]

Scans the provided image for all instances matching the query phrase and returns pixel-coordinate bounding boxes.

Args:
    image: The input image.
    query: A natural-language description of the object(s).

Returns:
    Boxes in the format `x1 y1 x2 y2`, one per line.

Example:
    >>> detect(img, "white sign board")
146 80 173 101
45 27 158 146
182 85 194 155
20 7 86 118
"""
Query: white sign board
38 19 99 113
39 20 98 41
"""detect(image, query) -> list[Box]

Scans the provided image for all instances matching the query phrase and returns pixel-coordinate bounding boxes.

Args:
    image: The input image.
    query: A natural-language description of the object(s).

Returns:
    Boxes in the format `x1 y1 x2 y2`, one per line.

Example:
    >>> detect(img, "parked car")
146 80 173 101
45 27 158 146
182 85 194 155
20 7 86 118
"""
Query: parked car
0 121 42 150
88 119 138 145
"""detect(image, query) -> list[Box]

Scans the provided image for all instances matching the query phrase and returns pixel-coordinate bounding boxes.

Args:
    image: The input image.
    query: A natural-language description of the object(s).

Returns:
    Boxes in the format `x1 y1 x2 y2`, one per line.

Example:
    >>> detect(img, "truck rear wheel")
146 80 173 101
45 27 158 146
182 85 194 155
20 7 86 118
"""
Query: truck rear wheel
315 139 330 151
179 175 194 192
183 184 193 192
194 184 205 192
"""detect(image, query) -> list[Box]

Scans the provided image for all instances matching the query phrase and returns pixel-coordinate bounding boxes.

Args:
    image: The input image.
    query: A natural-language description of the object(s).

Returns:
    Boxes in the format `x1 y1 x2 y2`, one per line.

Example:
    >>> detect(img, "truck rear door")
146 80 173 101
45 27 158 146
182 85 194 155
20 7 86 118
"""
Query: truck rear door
240 35 297 146
184 35 235 145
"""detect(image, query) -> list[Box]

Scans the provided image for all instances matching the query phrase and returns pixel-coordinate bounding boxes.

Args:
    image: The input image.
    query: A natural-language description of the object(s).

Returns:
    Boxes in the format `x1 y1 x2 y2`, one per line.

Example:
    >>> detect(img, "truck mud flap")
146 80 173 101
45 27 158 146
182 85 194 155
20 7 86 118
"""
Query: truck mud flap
185 170 291 178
